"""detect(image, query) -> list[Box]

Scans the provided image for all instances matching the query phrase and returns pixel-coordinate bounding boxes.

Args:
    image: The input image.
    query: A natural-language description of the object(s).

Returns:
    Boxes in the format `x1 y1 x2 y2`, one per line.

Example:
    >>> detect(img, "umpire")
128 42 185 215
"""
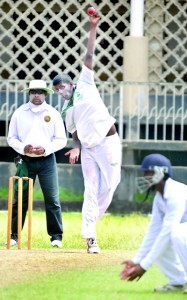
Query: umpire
7 80 67 248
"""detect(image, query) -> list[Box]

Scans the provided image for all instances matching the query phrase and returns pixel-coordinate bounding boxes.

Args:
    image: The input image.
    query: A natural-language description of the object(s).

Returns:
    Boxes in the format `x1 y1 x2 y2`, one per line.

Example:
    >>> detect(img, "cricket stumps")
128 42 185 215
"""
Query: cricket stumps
7 176 33 250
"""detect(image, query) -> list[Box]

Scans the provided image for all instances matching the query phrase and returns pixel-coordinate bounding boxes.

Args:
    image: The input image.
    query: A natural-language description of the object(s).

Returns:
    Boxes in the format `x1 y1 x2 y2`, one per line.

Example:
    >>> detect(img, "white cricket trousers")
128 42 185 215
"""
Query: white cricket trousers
156 222 187 285
81 133 121 239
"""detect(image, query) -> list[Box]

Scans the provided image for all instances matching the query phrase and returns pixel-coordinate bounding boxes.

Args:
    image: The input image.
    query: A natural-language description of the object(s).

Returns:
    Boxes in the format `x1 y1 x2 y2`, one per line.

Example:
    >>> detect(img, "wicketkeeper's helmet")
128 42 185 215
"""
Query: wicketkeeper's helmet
136 154 172 193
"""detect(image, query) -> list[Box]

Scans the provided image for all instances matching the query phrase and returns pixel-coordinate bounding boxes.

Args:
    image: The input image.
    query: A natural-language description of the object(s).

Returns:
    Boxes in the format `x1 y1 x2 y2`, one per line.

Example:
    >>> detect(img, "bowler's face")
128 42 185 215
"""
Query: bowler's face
54 82 73 100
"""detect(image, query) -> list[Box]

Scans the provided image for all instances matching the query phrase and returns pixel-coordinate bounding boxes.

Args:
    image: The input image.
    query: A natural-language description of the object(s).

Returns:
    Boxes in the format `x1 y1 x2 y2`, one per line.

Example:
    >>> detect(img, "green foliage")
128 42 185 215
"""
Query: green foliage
0 187 154 204
33 187 83 201
133 192 154 203
0 187 83 202
0 188 8 199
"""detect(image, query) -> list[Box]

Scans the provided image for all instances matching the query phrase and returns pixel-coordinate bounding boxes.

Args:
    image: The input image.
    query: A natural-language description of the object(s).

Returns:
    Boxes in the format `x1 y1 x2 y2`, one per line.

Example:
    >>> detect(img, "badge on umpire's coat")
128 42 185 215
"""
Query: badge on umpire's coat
44 115 51 122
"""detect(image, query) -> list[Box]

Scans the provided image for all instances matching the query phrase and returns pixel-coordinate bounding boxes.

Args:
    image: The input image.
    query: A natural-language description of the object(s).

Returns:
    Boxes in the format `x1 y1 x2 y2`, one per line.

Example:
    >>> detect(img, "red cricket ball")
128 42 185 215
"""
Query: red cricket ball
87 7 96 16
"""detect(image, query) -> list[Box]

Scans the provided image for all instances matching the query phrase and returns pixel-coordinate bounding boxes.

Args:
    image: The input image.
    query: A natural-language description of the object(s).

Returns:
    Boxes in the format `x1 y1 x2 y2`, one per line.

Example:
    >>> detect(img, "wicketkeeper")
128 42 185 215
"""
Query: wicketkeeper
120 154 187 293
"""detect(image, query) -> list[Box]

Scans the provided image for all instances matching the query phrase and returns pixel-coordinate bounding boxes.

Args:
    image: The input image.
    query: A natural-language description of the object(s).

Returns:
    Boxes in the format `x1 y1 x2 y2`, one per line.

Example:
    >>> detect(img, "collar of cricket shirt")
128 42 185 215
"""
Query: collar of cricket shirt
29 101 47 113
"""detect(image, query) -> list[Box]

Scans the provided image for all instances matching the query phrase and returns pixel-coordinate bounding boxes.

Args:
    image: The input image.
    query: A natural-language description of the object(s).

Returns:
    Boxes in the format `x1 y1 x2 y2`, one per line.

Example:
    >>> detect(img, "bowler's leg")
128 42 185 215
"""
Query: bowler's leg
81 147 99 239
96 134 121 219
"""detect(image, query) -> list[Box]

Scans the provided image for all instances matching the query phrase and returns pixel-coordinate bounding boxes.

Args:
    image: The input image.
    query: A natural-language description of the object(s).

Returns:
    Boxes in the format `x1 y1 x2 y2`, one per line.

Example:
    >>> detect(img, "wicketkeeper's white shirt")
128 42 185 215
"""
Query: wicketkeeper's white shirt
132 178 187 270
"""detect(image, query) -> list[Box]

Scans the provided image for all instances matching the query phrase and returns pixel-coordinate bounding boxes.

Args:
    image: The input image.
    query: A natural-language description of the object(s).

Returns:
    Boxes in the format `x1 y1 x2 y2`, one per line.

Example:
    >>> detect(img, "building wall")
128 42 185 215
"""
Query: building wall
1 162 187 211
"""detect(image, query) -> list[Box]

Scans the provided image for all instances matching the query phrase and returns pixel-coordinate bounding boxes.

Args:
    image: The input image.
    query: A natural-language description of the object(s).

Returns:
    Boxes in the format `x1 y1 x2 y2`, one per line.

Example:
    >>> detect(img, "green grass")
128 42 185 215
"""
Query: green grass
0 265 184 300
0 212 186 299
0 266 175 300
0 212 149 250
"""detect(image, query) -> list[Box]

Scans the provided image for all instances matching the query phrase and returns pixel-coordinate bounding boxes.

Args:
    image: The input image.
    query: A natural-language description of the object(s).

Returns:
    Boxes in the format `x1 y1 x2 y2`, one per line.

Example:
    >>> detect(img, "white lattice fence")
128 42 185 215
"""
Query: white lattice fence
145 0 187 82
1 0 186 83
0 0 130 82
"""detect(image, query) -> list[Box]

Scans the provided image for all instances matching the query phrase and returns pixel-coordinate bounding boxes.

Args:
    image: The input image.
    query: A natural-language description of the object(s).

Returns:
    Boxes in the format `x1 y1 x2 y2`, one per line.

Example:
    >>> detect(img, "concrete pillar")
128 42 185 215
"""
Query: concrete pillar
123 0 149 141
130 0 144 36
124 36 148 114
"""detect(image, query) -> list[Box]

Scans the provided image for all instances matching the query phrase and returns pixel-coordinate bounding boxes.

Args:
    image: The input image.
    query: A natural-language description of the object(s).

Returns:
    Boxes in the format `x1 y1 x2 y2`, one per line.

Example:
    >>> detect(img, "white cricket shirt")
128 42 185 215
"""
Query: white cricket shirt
132 178 187 270
7 101 67 156
63 65 116 148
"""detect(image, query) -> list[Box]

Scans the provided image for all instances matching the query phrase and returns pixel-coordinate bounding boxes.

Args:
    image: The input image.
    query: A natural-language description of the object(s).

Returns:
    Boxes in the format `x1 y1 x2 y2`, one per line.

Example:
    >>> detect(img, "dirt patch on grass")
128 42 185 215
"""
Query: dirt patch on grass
0 249 134 288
